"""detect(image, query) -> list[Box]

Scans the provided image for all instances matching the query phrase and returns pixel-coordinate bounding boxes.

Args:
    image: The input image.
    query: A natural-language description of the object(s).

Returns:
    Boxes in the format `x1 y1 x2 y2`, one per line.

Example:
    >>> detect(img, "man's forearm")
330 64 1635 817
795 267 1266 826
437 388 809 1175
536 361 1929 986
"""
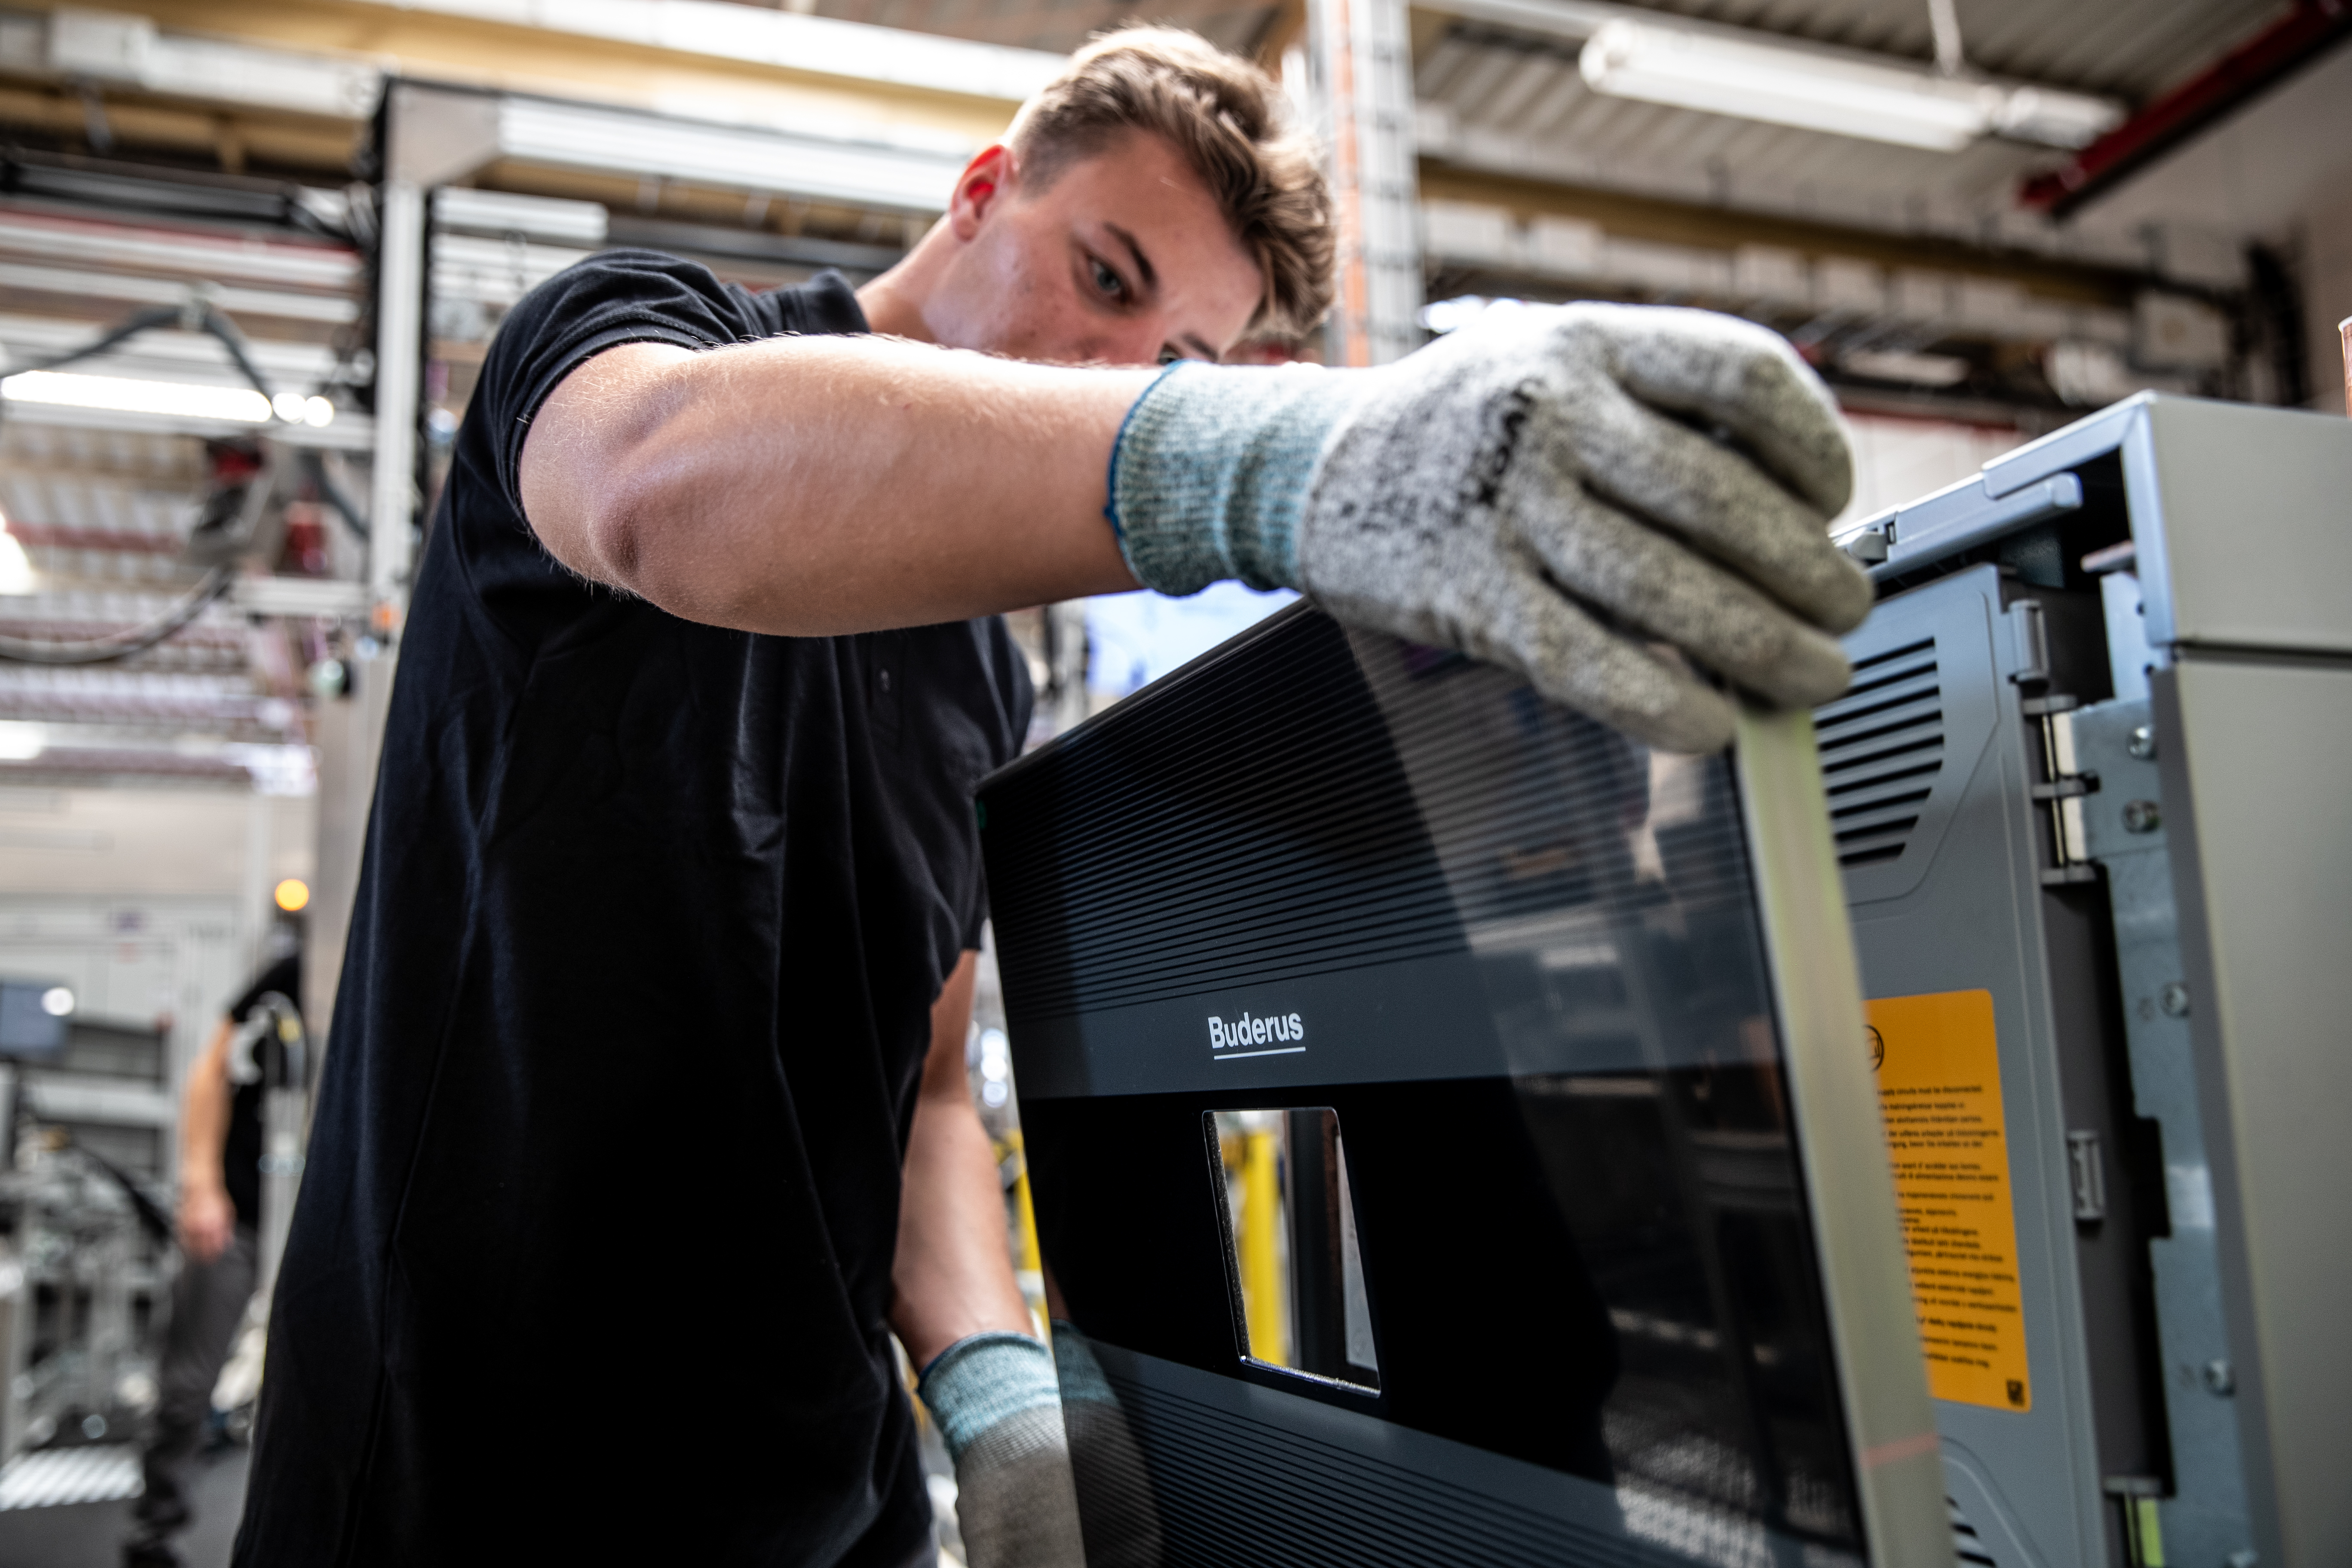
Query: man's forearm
521 339 1155 637
895 1092 1032 1367
891 952 1033 1368
180 1020 233 1192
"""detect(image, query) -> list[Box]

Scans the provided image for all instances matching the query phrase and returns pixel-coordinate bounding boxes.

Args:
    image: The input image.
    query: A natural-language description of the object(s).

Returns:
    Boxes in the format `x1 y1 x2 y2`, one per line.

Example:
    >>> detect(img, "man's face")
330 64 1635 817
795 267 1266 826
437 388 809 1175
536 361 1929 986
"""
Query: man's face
918 130 1266 366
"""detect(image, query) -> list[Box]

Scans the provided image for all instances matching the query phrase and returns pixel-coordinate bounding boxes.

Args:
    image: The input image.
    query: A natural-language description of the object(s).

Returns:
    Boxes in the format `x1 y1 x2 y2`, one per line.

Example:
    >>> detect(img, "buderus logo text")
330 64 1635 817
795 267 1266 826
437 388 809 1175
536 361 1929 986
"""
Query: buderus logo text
1209 1011 1305 1057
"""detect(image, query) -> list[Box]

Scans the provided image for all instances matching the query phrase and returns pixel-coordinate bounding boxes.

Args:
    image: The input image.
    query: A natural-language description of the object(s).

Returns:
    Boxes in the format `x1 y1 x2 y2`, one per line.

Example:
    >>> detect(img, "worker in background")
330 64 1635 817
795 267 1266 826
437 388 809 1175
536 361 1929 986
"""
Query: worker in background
233 24 1870 1568
126 928 297 1568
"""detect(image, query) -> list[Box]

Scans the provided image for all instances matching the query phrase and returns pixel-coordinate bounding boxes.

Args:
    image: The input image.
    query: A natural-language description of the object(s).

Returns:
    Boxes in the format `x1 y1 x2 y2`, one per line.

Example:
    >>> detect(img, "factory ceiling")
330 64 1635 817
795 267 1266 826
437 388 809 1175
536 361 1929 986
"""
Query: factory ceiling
1412 0 2288 243
690 0 2315 264
778 0 1287 58
1577 0 2284 99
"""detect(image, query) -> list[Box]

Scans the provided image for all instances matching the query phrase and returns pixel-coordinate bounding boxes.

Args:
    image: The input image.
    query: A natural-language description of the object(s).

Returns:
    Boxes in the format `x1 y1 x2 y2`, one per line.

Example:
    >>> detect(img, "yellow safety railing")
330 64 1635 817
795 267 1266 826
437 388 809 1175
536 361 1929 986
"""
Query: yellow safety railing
1240 1125 1287 1367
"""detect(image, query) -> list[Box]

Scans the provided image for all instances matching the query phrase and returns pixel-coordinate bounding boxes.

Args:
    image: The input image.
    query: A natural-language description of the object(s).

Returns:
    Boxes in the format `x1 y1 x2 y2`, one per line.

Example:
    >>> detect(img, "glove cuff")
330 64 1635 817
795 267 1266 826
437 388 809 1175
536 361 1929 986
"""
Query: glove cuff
1048 1321 1115 1406
1106 361 1365 597
917 1332 1060 1464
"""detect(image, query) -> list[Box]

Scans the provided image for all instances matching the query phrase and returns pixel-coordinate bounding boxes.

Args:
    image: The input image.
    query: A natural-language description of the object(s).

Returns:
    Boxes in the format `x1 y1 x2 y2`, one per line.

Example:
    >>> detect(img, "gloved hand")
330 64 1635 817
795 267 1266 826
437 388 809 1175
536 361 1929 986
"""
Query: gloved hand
917 1332 1085 1568
1052 1325 1164 1568
1106 303 1873 752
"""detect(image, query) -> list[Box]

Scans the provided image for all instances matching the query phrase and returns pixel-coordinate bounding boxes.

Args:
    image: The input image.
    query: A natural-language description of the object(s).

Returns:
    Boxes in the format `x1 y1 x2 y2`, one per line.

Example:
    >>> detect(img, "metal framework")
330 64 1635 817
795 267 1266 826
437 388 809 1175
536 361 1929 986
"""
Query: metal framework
1308 0 1422 364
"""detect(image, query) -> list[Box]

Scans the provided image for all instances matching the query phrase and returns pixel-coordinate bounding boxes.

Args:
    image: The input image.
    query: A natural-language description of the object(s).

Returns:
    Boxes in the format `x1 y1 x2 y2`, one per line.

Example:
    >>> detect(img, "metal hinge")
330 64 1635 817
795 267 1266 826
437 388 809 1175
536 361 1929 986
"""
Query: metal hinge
2003 598 2103 881
2008 600 2051 688
2033 699 2100 883
2067 1130 2107 1222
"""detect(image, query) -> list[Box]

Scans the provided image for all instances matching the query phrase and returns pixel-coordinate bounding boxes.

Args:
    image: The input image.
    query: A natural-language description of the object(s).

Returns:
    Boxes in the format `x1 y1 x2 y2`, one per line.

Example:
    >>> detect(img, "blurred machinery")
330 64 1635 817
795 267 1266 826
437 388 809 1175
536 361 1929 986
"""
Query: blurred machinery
0 978 173 1464
0 972 308 1466
1827 394 2352 1568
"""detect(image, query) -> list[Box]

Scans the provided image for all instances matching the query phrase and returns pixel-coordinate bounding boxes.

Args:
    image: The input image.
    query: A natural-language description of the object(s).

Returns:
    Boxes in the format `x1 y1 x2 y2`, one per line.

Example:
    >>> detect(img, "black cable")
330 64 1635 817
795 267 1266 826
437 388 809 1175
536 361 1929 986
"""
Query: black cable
7 301 186 377
69 1141 177 1247
0 294 357 665
301 449 369 543
193 309 281 411
0 565 235 665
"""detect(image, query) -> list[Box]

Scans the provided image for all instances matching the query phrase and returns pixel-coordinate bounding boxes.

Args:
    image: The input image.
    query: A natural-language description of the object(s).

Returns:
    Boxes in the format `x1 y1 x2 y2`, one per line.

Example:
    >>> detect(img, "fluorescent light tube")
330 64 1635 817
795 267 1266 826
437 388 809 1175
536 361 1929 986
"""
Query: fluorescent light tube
1992 88 2122 151
1 370 273 423
1580 19 2119 153
0 527 32 595
1843 349 1970 387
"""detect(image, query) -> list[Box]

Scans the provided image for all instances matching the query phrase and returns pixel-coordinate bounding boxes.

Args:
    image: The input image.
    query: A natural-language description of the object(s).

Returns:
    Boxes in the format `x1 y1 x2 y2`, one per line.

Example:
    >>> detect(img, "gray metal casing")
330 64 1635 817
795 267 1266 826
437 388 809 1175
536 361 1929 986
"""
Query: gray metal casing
1832 395 2352 1568
1828 567 2114 1568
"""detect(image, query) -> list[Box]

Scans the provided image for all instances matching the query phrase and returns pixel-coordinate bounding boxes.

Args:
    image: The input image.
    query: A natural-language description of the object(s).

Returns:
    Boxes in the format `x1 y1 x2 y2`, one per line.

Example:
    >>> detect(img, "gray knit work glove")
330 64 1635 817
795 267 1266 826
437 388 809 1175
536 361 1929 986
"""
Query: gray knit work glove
1106 303 1873 753
917 1333 1085 1568
1052 1325 1164 1568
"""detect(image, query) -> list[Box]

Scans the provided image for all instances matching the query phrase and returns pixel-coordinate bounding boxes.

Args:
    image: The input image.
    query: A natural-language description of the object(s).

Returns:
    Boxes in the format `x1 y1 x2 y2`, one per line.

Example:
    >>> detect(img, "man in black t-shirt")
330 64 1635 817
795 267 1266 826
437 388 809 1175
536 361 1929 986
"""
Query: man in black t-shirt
236 26 1873 1568
127 943 297 1568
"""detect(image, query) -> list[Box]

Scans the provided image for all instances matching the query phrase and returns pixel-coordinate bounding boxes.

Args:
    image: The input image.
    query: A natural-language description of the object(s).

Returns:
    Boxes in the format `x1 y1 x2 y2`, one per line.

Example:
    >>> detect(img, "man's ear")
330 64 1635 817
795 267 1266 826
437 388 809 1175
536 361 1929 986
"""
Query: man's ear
948 144 1017 242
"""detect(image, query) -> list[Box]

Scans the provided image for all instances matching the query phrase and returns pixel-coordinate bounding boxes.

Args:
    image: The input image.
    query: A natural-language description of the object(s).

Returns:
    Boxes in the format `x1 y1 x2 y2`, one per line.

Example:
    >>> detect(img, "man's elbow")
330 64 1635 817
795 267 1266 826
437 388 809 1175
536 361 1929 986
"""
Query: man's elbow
557 466 656 595
563 450 757 623
518 342 706 605
533 438 713 611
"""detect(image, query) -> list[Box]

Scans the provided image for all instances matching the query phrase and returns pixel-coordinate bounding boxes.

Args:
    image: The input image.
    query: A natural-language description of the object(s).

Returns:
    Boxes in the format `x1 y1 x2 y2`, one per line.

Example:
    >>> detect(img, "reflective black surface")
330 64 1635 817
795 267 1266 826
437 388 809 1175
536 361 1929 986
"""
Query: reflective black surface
983 608 1864 1565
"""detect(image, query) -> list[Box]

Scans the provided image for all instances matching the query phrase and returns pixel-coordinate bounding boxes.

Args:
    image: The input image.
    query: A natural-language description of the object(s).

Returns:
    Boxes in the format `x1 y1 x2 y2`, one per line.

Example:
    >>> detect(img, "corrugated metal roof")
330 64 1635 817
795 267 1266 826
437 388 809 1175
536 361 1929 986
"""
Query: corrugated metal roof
760 0 1282 59
1411 3 2282 262
751 0 2282 106
715 0 2289 262
1418 26 2042 228
1617 0 2287 99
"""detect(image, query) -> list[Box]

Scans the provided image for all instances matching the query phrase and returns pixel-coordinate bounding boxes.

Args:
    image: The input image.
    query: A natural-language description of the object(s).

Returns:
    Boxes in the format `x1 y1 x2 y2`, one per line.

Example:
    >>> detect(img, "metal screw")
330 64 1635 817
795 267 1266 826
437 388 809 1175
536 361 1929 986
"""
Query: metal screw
2159 983 2190 1018
2203 1359 2235 1396
2122 799 2162 833
2126 725 2156 760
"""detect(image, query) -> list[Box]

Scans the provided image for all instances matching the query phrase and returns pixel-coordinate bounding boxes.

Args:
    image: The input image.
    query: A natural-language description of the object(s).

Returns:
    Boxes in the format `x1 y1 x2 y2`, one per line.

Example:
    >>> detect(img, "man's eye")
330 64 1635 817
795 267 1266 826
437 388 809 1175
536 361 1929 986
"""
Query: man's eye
1090 257 1125 299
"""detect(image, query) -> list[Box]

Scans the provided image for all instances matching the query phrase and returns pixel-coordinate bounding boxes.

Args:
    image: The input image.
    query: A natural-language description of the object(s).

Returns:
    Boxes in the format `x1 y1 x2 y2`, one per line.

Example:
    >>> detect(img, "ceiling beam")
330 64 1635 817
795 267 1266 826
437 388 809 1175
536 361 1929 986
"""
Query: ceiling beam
2019 0 2352 216
1417 162 2147 304
1415 0 2121 150
339 0 1063 104
12 1 1038 153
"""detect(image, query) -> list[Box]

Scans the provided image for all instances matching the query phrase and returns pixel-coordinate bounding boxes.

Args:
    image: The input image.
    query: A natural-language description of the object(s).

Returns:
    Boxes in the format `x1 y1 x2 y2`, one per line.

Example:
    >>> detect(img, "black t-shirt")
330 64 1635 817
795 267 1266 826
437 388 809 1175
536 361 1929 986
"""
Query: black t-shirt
221 951 300 1228
236 255 1032 1566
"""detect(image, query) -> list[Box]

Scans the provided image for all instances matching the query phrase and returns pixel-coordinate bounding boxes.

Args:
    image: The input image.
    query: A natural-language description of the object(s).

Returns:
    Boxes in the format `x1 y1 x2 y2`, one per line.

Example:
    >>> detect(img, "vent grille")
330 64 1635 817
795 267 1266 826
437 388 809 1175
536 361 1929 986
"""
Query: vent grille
980 613 1469 1023
980 608 1739 1025
1950 1494 1997 1566
1815 637 1943 870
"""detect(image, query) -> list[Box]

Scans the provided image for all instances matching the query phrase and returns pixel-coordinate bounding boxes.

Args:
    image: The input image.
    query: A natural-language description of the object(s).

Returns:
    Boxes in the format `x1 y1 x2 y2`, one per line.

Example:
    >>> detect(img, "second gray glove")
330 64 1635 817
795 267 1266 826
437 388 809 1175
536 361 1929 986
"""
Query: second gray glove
1107 302 1874 752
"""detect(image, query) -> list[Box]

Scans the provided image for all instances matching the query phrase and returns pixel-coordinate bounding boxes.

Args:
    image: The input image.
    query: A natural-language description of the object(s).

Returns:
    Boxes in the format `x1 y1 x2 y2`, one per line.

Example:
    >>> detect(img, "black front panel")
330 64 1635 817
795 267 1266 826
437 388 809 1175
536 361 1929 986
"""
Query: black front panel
981 609 1865 1566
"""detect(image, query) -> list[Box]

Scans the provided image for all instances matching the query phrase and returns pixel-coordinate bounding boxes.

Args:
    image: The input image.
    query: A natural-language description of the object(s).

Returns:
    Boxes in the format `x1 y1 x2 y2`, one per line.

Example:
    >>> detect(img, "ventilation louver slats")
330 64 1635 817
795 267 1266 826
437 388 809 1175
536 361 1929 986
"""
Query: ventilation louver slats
1815 638 1943 870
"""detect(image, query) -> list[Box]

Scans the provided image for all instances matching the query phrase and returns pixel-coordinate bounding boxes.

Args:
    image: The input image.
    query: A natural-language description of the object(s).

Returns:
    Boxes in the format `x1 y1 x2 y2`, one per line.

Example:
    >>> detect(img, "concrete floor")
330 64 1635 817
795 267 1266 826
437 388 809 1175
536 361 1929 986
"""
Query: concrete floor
0 1446 248 1568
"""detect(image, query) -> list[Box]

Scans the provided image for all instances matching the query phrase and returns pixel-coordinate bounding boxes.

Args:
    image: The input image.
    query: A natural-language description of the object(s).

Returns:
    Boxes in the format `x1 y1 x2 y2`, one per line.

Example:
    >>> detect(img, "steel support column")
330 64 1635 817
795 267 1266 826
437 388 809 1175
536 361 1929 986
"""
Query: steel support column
1309 0 1422 365
368 177 425 621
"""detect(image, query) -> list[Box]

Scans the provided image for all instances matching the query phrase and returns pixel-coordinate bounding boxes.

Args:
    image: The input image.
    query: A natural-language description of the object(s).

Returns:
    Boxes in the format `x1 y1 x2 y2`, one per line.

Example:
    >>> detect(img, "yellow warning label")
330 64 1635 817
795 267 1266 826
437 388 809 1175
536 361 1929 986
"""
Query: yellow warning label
1868 989 2031 1412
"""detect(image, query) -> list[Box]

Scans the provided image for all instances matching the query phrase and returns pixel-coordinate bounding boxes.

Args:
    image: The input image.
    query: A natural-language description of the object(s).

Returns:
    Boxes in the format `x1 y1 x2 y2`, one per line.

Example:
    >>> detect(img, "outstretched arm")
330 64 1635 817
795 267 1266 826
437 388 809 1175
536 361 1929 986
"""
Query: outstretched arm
519 339 1153 638
522 302 1876 753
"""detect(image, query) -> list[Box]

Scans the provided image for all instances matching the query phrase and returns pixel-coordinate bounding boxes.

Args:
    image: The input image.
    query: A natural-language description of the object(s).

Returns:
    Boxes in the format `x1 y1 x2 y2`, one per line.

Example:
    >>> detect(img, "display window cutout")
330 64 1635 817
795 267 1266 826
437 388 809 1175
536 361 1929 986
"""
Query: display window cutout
1207 1108 1380 1391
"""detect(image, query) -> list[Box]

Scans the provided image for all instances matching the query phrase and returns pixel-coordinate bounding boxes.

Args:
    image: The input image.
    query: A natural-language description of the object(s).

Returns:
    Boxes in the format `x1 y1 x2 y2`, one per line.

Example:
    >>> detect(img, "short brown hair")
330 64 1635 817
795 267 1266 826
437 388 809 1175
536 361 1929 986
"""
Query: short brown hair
1009 26 1335 340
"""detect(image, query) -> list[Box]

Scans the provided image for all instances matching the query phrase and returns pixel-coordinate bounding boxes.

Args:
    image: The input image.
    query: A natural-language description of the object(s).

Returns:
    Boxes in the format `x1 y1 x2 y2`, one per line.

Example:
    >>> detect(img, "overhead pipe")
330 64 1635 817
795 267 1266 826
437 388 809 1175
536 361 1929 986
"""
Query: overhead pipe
2019 0 2352 217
